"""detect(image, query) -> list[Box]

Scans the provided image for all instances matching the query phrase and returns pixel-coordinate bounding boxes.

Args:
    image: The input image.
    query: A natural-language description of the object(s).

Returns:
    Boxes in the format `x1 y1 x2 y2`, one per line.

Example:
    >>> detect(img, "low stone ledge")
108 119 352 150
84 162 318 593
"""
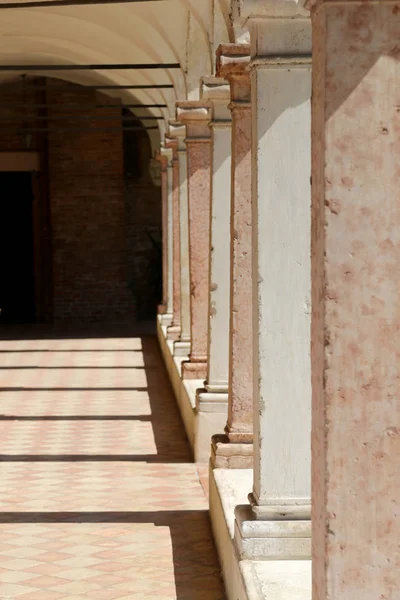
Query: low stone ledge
157 315 227 462
210 467 311 600
240 560 311 600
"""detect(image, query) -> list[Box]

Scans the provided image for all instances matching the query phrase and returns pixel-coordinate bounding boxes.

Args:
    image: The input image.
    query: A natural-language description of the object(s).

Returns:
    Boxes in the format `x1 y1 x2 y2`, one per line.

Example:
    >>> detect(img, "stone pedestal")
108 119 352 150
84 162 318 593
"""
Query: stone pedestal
233 8 312 559
310 1 400 597
165 136 181 341
176 102 212 380
211 44 254 469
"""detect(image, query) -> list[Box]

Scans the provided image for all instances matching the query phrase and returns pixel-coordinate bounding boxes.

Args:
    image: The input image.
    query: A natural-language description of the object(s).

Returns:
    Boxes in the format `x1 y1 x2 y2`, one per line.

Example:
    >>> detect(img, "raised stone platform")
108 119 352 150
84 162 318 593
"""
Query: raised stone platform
240 560 311 600
209 467 311 600
157 315 227 462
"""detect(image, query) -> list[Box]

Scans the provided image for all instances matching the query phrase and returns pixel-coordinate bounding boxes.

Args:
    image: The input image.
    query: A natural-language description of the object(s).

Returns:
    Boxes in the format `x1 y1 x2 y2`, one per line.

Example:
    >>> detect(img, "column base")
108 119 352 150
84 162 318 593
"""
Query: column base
211 433 253 469
182 358 207 380
157 303 167 314
196 388 229 406
194 388 228 463
167 324 181 341
234 504 311 561
173 339 191 357
204 382 229 394
158 307 173 326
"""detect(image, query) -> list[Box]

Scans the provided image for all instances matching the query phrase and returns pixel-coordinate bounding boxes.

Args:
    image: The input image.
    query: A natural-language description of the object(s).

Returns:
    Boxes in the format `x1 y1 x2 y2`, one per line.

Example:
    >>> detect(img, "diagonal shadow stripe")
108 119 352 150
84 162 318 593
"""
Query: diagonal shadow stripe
0 454 189 463
0 414 152 421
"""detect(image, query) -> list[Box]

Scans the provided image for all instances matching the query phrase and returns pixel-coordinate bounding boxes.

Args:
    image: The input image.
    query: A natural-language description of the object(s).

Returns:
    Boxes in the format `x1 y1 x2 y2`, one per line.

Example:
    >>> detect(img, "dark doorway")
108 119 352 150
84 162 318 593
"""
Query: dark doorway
0 172 36 323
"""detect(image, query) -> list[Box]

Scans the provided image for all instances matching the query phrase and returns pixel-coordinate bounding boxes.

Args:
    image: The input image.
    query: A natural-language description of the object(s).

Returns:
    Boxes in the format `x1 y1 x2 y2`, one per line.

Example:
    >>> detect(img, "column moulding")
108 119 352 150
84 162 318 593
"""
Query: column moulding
211 43 254 469
176 101 212 380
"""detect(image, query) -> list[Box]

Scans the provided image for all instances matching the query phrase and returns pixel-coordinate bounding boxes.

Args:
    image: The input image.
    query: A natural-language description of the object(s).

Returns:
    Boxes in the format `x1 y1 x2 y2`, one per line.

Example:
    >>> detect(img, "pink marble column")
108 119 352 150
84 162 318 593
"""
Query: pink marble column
311 2 400 597
155 150 169 317
212 44 254 468
176 102 212 380
165 137 181 340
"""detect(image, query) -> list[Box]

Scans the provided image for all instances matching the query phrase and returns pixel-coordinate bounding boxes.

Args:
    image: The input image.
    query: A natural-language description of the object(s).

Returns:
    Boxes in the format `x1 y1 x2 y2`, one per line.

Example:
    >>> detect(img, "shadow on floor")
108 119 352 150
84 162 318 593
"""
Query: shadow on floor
0 324 192 463
0 324 225 599
0 511 225 599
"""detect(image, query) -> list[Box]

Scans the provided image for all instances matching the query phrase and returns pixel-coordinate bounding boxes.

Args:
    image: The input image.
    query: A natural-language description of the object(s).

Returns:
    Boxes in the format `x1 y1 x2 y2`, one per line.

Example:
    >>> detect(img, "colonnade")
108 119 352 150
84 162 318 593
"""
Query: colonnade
157 1 399 598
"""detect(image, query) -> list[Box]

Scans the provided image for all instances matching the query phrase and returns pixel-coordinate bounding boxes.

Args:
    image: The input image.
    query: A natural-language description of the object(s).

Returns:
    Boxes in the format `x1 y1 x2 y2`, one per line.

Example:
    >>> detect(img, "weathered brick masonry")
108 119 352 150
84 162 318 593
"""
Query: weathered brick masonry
0 78 161 323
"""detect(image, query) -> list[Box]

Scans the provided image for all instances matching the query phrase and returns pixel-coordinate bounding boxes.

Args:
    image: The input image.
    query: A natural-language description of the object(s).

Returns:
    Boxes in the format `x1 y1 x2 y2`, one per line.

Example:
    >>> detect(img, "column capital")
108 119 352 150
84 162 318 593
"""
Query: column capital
216 43 251 79
155 149 168 171
232 0 309 20
216 44 251 106
176 101 212 141
167 120 186 152
232 0 311 58
164 136 179 162
200 76 231 124
160 144 173 165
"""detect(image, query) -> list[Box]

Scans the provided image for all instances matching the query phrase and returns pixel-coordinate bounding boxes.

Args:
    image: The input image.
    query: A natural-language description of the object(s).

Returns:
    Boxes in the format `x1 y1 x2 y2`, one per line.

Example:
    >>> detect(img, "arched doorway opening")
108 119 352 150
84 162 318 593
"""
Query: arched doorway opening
0 76 162 326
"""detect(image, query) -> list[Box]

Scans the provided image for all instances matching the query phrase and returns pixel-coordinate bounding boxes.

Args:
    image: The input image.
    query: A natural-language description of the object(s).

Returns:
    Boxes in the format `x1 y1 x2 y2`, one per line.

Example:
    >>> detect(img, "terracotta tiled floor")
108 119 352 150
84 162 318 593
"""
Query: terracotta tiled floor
0 330 225 600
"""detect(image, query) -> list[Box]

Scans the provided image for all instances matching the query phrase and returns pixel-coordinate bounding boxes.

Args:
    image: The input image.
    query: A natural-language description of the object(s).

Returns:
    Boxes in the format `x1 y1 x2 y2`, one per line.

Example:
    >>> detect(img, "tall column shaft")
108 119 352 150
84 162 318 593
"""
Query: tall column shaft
165 137 181 340
203 78 232 394
166 152 174 316
212 44 254 469
311 2 400 598
252 61 311 511
177 102 212 380
169 122 191 356
233 10 312 560
156 151 169 317
177 147 191 344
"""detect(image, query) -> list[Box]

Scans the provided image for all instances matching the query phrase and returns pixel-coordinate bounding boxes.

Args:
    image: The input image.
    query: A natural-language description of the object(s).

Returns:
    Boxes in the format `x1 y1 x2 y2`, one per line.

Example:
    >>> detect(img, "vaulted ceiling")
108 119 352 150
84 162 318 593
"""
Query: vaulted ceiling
0 0 232 146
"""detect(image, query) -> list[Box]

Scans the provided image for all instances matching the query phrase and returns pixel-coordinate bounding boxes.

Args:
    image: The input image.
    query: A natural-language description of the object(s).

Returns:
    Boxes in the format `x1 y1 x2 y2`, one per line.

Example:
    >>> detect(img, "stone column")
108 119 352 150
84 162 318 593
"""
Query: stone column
155 150 170 322
191 78 232 462
165 135 181 341
310 1 400 597
169 122 192 357
176 102 212 380
233 5 312 560
163 146 174 318
200 76 231 399
212 44 254 469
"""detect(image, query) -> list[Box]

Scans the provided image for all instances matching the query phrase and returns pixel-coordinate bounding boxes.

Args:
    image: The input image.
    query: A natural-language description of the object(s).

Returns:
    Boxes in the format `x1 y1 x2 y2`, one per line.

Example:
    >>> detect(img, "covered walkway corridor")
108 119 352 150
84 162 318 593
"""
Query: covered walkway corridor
0 328 225 599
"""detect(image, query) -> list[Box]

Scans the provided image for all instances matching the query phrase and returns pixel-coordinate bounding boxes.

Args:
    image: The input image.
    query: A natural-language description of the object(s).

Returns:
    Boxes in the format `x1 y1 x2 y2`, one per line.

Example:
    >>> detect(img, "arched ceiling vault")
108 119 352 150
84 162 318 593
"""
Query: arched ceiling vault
0 0 232 139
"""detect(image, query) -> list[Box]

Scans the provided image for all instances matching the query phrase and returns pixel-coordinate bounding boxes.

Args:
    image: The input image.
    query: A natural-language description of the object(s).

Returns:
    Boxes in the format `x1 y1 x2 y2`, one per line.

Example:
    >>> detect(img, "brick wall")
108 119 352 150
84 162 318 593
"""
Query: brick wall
46 83 135 322
0 78 161 324
125 177 162 319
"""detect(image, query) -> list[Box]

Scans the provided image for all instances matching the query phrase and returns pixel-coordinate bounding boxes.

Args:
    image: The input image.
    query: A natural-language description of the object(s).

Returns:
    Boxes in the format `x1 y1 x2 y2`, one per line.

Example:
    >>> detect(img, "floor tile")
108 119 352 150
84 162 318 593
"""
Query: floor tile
0 332 225 599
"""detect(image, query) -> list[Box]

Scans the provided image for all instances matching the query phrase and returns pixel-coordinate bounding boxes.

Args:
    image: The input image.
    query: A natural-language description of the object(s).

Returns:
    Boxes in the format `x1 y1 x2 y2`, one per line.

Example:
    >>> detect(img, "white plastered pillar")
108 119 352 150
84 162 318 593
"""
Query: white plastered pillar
168 122 191 357
202 77 232 398
192 77 232 461
161 145 174 320
233 3 312 561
